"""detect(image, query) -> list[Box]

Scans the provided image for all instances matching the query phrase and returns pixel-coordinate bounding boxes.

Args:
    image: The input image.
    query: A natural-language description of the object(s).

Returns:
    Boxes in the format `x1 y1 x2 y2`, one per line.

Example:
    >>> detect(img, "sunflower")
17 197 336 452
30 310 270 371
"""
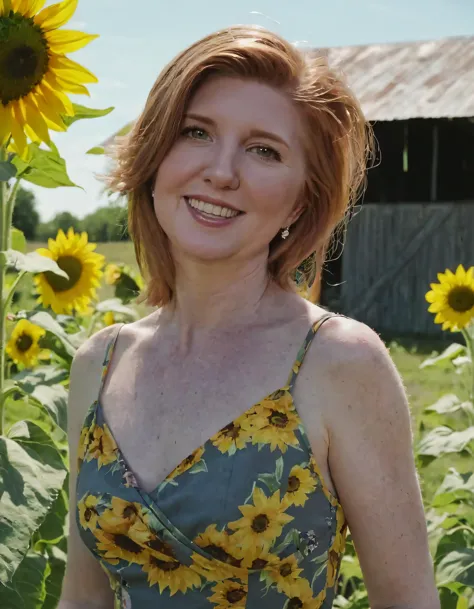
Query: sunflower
142 554 201 596
85 424 118 469
211 420 249 454
77 494 99 531
238 546 280 571
241 396 301 453
327 506 347 588
266 553 303 593
165 446 205 482
0 0 98 156
34 228 104 314
208 580 248 609
190 525 247 582
98 497 144 534
228 487 293 552
93 526 149 566
280 578 326 609
104 263 121 285
103 311 115 326
128 518 178 564
77 425 89 467
5 318 48 366
283 464 317 508
426 265 474 332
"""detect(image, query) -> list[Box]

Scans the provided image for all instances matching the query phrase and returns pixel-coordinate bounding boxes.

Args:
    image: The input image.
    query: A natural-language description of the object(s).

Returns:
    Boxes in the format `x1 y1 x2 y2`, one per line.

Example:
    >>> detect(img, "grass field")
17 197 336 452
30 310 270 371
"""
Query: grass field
24 241 471 499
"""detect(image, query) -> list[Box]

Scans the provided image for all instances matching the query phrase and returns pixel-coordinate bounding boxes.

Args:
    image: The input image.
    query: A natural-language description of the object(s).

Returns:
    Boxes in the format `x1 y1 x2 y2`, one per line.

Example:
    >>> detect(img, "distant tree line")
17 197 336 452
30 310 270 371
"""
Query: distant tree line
13 187 129 242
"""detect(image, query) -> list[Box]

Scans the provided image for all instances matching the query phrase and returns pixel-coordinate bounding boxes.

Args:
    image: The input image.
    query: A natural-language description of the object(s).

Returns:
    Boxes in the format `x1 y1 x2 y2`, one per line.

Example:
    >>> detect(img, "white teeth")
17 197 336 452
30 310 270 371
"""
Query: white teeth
187 197 239 218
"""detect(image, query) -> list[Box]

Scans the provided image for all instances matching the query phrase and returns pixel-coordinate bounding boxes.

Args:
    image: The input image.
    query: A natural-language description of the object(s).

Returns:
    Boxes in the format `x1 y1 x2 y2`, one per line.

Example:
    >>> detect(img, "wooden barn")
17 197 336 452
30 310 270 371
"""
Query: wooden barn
318 35 474 337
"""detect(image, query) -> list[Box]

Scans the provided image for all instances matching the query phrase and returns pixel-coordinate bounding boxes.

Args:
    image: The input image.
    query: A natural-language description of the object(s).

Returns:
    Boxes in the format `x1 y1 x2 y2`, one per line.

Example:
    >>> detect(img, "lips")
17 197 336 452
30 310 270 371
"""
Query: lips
183 196 243 227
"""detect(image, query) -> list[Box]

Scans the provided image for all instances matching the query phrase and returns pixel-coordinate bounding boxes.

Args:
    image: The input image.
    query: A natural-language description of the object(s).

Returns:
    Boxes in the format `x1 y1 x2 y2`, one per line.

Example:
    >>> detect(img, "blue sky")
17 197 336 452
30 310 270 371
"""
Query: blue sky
31 0 474 221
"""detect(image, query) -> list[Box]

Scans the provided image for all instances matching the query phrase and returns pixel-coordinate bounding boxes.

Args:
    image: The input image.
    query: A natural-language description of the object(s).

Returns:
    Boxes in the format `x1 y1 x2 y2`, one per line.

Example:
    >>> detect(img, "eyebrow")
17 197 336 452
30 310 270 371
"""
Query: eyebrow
184 112 290 149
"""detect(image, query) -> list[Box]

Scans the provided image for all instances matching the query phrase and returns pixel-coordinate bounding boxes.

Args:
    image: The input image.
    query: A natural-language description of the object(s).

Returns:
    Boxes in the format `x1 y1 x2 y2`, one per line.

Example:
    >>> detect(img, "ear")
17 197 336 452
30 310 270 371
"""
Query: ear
284 202 305 228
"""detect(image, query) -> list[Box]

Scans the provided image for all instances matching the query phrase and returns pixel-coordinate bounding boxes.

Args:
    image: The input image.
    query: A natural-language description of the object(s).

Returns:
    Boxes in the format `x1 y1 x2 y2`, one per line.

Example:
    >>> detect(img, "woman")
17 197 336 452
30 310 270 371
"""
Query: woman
59 26 439 609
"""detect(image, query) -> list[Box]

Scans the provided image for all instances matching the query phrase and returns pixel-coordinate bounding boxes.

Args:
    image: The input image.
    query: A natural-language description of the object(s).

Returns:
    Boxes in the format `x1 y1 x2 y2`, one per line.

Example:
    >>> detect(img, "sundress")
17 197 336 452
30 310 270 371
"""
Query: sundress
76 313 347 609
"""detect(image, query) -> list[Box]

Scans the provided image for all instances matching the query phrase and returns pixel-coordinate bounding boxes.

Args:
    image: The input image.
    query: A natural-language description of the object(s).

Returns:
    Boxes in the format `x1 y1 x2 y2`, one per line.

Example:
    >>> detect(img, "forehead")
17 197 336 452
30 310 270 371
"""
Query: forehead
187 75 304 143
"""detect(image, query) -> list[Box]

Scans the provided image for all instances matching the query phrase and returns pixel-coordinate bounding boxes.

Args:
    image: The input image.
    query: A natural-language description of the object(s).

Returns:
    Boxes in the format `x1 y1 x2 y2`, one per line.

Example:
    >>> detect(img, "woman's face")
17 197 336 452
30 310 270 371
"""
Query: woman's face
153 75 306 265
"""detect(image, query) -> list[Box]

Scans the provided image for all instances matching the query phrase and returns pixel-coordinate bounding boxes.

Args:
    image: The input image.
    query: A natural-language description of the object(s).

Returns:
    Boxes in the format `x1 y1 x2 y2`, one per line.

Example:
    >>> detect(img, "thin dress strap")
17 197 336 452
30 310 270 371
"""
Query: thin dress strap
286 313 344 389
98 323 125 401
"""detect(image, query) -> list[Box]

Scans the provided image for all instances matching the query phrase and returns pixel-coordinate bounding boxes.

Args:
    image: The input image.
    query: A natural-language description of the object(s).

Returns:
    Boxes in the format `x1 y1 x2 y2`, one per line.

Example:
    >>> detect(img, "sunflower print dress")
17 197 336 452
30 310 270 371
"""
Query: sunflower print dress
76 313 348 609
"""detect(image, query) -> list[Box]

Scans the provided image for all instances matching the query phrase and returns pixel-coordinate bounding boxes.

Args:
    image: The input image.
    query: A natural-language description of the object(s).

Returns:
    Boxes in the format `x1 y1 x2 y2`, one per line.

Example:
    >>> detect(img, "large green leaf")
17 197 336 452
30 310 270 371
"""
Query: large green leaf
3 250 68 278
22 384 68 432
43 545 67 609
437 549 474 587
35 482 68 545
14 366 69 391
62 103 114 127
425 395 474 417
25 311 80 357
433 469 474 507
10 227 26 253
12 144 78 189
420 344 466 369
0 552 48 609
0 422 67 584
96 297 139 319
417 426 474 463
0 161 17 181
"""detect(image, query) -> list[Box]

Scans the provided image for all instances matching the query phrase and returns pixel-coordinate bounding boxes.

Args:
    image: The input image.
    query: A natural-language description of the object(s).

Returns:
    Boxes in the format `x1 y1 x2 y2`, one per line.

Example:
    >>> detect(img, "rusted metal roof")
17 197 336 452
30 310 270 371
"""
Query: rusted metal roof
320 35 474 121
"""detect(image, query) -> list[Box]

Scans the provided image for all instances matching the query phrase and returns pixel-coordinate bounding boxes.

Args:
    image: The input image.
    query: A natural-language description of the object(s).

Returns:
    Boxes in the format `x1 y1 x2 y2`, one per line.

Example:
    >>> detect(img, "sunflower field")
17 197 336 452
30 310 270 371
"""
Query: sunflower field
1 1 474 607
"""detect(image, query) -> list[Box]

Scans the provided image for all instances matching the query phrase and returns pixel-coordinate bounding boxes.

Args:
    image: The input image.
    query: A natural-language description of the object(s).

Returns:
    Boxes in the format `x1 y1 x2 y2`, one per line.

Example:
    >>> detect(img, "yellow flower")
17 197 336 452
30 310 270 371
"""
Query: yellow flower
265 553 304 593
426 265 474 332
85 424 118 469
241 393 301 453
77 425 89 466
103 311 115 326
0 0 98 155
165 446 205 482
93 526 149 566
208 580 248 609
77 494 99 531
190 525 247 582
280 577 326 609
228 487 293 552
104 263 121 285
6 318 48 367
282 465 317 507
327 506 347 588
237 546 280 571
98 497 144 534
34 228 104 314
142 555 201 596
128 518 178 563
211 419 249 454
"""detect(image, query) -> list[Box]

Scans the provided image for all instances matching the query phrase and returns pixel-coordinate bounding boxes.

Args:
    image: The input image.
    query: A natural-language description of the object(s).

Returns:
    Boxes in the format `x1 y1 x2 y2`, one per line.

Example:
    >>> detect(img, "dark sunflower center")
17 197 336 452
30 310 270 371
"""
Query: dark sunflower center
226 587 246 604
122 505 138 519
150 556 180 572
447 286 474 313
268 410 289 428
252 513 269 533
288 599 303 609
44 255 83 293
288 475 300 492
0 13 50 104
114 534 143 554
251 558 268 570
280 562 293 577
84 507 96 522
223 422 241 439
16 333 33 352
147 537 175 558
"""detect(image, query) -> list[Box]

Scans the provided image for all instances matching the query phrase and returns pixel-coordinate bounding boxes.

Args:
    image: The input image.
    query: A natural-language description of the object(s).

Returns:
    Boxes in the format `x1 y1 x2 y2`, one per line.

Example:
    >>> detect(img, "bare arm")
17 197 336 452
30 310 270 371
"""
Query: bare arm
58 326 119 609
313 318 440 609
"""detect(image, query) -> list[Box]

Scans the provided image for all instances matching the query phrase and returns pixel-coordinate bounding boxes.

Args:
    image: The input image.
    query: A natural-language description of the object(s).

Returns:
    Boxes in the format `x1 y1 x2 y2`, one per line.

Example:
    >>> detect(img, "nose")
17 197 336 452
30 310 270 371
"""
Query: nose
202 143 240 190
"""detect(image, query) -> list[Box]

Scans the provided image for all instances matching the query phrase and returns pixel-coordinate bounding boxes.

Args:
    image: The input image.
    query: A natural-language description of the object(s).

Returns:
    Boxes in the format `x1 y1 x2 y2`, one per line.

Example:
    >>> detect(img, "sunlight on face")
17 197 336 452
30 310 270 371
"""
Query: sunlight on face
153 75 307 265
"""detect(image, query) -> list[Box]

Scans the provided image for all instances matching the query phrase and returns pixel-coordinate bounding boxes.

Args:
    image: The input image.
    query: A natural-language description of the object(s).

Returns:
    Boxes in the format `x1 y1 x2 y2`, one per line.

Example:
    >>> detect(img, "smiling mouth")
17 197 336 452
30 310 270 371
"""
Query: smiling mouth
185 197 242 219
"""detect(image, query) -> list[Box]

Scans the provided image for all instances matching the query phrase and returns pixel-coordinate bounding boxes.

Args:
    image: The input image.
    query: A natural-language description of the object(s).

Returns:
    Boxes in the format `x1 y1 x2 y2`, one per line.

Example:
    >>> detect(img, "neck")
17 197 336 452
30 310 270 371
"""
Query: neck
161 253 275 344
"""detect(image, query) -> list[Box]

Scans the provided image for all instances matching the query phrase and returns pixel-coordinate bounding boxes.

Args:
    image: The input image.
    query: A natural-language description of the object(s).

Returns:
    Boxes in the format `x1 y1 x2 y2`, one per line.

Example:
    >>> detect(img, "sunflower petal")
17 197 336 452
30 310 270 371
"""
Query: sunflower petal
466 267 474 283
20 96 51 144
10 103 28 157
38 80 74 116
34 0 77 31
54 75 90 96
46 29 99 53
23 0 47 17
32 85 67 131
49 54 98 84
0 104 12 146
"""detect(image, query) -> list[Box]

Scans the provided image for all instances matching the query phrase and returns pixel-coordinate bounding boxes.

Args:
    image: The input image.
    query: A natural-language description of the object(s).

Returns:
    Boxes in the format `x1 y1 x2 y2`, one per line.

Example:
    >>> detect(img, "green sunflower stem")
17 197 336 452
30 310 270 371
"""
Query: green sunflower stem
4 177 21 249
461 327 474 402
0 145 7 434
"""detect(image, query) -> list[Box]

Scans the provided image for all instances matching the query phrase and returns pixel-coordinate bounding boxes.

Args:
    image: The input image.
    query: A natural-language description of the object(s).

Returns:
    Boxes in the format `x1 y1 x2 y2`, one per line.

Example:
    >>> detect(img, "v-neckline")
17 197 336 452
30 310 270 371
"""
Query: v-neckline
93 384 293 497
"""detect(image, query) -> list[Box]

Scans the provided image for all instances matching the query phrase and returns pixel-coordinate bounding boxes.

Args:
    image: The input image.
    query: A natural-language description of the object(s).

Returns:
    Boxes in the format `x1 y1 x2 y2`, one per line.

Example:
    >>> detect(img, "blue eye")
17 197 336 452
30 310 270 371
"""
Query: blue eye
250 145 281 161
181 126 210 140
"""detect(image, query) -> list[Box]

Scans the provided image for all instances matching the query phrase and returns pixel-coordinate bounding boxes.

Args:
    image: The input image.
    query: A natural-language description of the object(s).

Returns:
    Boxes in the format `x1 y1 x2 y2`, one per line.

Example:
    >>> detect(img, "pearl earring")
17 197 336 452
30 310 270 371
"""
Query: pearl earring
281 226 290 239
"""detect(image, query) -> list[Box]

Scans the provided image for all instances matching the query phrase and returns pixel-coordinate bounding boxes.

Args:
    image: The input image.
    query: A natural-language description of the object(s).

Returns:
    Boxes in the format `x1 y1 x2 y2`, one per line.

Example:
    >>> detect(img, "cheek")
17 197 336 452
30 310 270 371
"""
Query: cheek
247 170 302 216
